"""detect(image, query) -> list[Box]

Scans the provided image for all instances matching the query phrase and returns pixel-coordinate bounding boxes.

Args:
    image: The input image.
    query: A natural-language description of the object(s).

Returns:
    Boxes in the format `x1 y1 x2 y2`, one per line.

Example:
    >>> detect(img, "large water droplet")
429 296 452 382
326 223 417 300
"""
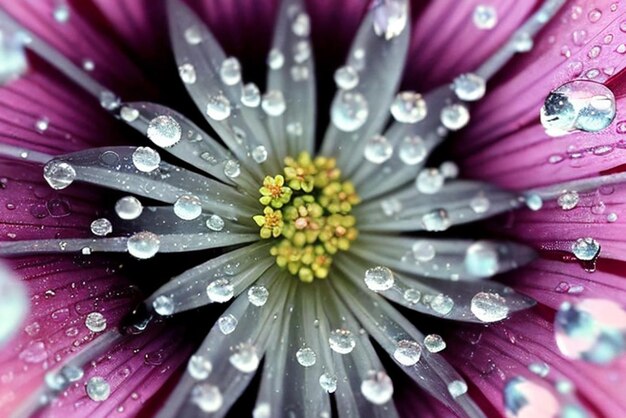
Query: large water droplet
43 161 76 190
0 32 28 85
471 292 509 322
132 147 160 172
191 383 223 412
262 90 286 116
329 329 356 354
393 340 422 366
448 380 468 398
372 0 408 40
571 237 600 261
334 65 359 90
90 218 112 237
319 372 338 393
331 91 369 132
253 403 271 418
440 103 470 130
464 241 499 277
223 160 241 179
452 73 486 101
147 115 182 147
390 91 427 124
541 80 616 136
206 94 232 121
207 278 234 303
430 294 454 315
364 266 394 291
0 266 28 345
85 312 107 332
218 314 238 335
252 145 268 163
398 135 427 165
424 334 446 353
360 371 394 404
229 343 260 373
364 135 393 164
153 295 175 316
421 209 450 231
86 376 110 402
241 83 261 107
127 231 160 259
504 377 561 418
115 196 143 220
416 168 444 194
188 354 212 380
174 194 202 220
247 285 269 307
296 347 317 367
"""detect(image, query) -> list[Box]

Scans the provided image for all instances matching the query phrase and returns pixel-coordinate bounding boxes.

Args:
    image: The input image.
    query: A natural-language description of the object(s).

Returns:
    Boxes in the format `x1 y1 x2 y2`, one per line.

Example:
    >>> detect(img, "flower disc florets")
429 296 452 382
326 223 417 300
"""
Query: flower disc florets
254 152 360 282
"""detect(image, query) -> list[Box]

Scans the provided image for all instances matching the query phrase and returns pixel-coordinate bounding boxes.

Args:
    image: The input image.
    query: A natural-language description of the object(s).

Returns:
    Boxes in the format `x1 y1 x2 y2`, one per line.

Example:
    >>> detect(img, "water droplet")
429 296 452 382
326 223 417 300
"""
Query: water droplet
247 285 269 307
127 231 160 259
393 340 421 366
152 295 174 316
372 0 408 40
207 279 234 303
53 4 70 23
390 91 427 124
528 362 550 377
329 329 356 354
364 266 394 291
381 198 402 216
440 161 458 178
403 288 421 304
398 135 427 165
440 104 470 130
471 292 509 322
219 57 241 86
422 209 450 231
115 196 143 220
253 403 271 418
473 4 498 29
223 160 241 178
251 145 268 163
262 90 286 116
206 94 232 121
470 194 490 214
206 214 225 231
0 32 28 85
229 343 260 373
188 354 212 380
218 314 238 334
319 372 337 393
424 334 446 353
100 91 120 110
174 194 202 220
85 312 106 332
557 190 579 210
513 32 533 52
361 371 394 404
464 241 499 278
35 117 49 133
19 341 47 363
588 8 602 23
132 147 160 172
184 26 203 44
178 63 197 84
43 161 76 190
430 294 454 315
607 212 618 223
364 135 393 164
525 193 543 211
90 218 112 236
412 240 435 262
191 383 223 412
120 106 139 122
331 90 369 132
541 80 616 136
296 347 316 367
292 12 311 36
448 380 468 397
334 66 359 90
147 115 182 147
86 376 110 402
241 83 261 107
452 73 486 101
504 377 560 418
571 237 600 261
416 168 444 194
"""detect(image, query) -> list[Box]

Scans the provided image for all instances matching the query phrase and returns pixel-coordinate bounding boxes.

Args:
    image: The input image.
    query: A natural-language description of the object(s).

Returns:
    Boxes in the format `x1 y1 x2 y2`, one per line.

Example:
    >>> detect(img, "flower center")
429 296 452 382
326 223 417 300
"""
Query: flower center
253 152 360 282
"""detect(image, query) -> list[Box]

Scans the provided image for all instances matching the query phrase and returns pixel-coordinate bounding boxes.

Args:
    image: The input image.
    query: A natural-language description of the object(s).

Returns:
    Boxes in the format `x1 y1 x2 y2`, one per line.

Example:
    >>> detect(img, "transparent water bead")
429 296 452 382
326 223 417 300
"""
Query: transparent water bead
524 193 543 211
424 334 446 353
390 91 427 124
35 117 49 133
262 90 287 116
416 168 444 194
90 218 112 237
153 295 175 316
528 362 550 377
293 40 312 63
398 135 427 165
448 380 468 398
43 161 76 190
412 240 436 262
372 0 408 40
554 299 626 364
292 12 311 37
557 190 580 210
252 145 268 163
267 48 285 70
334 65 359 90
319 372 338 393
253 403 271 418
207 279 234 303
440 103 470 131
184 26 203 45
473 5 498 30
464 241 499 277
224 159 241 179
571 237 600 261
430 294 454 315
86 376 110 402
188 354 213 380
127 231 160 259
241 83 261 107
218 314 238 335
360 371 394 405
470 194 490 214
403 288 421 304
147 115 182 148
471 292 509 322
220 57 242 86
364 266 395 291
296 347 317 367
229 343 260 373
85 312 106 332
452 73 486 101
178 63 197 84
331 90 369 132
329 329 356 354
364 135 393 164
0 31 28 85
120 106 139 122
132 147 161 173
99 91 120 110
513 32 533 52
174 194 202 220
381 198 402 216
393 339 422 366
191 383 223 412
504 377 562 418
115 196 143 220
422 209 451 231
206 94 232 121
540 80 616 137
206 214 225 231
247 285 269 307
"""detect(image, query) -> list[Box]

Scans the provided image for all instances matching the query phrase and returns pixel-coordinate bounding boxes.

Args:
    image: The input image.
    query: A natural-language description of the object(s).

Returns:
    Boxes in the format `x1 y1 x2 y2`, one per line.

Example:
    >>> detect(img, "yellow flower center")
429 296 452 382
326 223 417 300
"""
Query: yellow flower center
254 152 360 282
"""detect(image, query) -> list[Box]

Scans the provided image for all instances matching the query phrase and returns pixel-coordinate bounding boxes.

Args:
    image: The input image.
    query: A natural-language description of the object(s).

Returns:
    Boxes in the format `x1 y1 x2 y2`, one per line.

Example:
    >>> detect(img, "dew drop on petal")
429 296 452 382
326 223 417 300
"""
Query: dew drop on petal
452 73 486 101
218 314 238 335
416 168 444 194
127 231 160 259
372 0 408 40
364 135 393 164
120 106 139 122
247 285 269 307
503 377 560 418
178 63 197 84
331 90 369 132
85 312 106 332
229 343 260 373
540 80 616 137
152 295 175 316
100 91 120 110
361 371 394 404
424 334 446 353
296 347 316 367
206 94 232 121
147 115 182 148
412 240 436 262
191 383 223 412
224 160 241 179
422 209 450 231
206 214 225 231
86 376 110 402
220 57 242 86
430 294 454 315
390 91 427 124
470 194 490 214
393 340 422 366
262 90 287 116
292 13 311 37
0 32 27 85
207 279 234 303
557 190 579 210
43 161 76 190
398 135 427 165
184 26 203 44
471 292 509 322
242 83 262 107
90 218 112 237
403 288 421 304
571 237 600 261
319 372 337 393
251 145 268 163
364 266 394 291
115 196 143 220
132 147 161 172
253 403 271 418
267 48 285 70
329 329 356 354
473 5 498 30
448 380 468 397
188 354 213 380
440 103 470 130
464 241 499 277
174 194 202 220
334 66 359 90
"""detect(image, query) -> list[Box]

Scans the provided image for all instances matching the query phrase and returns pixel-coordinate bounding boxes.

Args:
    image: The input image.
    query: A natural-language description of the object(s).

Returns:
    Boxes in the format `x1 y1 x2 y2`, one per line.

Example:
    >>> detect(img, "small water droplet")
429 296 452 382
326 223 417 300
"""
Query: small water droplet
247 286 269 307
115 196 143 220
174 194 202 220
206 214 225 231
184 26 203 44
191 383 223 412
471 292 509 322
331 90 369 132
218 314 238 334
390 91 427 124
85 312 106 332
188 354 212 380
147 115 182 147
296 347 316 367
403 288 421 304
207 279 234 303
127 231 160 259
132 147 160 172
206 94 232 121
152 295 174 316
261 90 286 116
178 63 197 84
334 65 359 90
452 73 486 101
319 372 337 393
393 340 421 366
557 190 579 210
329 329 356 354
424 334 446 353
364 266 394 291
464 241 499 278
241 83 261 107
86 376 110 402
412 241 435 262
416 168 444 194
229 343 260 373
421 209 450 231
430 294 454 315
364 135 393 164
223 160 241 179
473 4 498 30
440 103 470 130
448 380 468 397
372 0 408 40
220 57 241 86
43 161 76 190
398 135 426 165
360 371 394 404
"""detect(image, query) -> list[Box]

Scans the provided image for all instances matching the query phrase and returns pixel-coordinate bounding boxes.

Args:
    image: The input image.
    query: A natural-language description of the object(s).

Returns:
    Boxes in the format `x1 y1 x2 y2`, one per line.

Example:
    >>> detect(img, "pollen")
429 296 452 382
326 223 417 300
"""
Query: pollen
255 153 359 282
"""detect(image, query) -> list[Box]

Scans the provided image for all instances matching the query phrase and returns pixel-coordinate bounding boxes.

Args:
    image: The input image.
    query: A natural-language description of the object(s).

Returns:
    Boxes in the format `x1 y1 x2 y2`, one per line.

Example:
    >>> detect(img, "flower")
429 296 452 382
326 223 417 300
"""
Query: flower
0 0 625 417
